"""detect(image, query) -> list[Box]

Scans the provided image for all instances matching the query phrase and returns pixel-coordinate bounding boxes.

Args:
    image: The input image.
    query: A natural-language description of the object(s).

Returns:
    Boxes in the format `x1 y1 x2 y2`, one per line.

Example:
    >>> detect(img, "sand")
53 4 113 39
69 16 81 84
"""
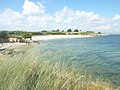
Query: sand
32 35 93 41
0 35 94 49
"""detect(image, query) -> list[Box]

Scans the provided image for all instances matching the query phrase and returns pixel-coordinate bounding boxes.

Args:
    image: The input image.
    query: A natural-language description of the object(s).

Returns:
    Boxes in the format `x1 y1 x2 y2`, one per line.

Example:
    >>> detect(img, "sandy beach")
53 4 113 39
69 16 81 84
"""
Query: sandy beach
32 35 93 41
0 35 93 49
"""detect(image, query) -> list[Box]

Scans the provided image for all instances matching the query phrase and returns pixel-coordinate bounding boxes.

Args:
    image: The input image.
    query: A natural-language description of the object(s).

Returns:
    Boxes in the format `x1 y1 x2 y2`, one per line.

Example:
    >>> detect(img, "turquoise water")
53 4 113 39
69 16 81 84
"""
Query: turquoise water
37 35 120 87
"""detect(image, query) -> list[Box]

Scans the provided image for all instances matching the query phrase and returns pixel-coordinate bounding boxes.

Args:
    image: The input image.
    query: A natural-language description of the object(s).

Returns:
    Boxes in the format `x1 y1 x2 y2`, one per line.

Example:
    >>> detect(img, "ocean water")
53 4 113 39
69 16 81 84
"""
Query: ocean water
36 35 120 87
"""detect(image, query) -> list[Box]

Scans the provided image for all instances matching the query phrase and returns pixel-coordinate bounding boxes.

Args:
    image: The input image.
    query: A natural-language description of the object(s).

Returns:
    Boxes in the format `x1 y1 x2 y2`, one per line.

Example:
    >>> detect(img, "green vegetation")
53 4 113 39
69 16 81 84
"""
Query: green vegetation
0 31 9 43
0 31 8 38
74 29 79 32
0 46 114 90
0 29 101 37
67 29 72 32
22 32 33 39
98 32 102 34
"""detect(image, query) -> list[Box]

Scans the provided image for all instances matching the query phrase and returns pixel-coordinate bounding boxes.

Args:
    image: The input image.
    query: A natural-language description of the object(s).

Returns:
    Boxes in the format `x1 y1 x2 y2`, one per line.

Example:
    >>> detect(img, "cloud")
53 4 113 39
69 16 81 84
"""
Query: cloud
22 0 45 16
95 26 113 30
0 9 23 30
114 14 120 20
0 9 22 25
0 0 120 33
54 6 105 30
54 7 102 23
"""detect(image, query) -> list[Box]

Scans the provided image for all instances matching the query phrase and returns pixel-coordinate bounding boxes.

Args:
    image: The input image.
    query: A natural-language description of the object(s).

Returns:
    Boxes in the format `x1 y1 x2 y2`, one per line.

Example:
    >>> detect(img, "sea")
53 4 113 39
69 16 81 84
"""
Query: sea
36 35 120 87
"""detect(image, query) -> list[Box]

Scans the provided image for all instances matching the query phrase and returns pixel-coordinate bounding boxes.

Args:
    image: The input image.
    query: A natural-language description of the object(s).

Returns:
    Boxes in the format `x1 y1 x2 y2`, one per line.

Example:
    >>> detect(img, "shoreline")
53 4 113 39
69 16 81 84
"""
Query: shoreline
0 34 107 49
0 35 93 49
32 35 94 41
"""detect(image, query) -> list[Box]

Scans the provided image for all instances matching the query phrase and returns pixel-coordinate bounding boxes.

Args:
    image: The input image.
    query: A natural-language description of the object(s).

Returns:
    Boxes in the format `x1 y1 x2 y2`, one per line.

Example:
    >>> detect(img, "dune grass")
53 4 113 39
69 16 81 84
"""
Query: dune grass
0 45 115 90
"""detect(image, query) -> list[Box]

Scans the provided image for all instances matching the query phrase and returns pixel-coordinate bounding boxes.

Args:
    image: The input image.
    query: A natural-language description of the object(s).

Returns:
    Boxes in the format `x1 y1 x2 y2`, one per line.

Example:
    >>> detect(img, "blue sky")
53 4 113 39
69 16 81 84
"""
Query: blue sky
0 0 120 33
1 0 120 17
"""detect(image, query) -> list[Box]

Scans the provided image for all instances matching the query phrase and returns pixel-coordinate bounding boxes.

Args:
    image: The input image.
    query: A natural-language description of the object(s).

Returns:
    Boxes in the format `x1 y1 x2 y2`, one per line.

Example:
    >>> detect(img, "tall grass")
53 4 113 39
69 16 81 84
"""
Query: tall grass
0 45 115 90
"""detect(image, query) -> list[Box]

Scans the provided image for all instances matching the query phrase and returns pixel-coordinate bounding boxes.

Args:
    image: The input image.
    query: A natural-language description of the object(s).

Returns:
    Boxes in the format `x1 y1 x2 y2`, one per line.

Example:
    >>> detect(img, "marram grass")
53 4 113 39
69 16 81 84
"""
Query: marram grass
0 45 116 90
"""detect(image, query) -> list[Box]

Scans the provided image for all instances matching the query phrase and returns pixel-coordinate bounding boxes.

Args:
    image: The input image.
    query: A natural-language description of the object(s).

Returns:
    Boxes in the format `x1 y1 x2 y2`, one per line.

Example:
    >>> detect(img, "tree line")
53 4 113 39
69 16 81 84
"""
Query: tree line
0 29 101 39
0 31 33 39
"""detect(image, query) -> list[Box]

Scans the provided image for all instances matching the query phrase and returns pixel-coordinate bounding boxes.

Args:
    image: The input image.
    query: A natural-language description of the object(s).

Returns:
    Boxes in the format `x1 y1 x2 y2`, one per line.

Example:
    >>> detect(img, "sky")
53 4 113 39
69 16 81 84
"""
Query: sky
0 0 120 33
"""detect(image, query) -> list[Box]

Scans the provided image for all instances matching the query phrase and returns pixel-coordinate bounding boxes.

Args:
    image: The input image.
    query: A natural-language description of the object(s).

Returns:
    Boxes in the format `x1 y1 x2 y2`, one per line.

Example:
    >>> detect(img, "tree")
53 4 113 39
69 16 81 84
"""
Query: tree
32 32 43 35
41 30 48 32
98 32 102 34
52 30 56 32
56 29 59 32
67 29 72 32
74 29 79 32
8 31 15 35
52 29 59 32
22 32 33 39
0 31 8 38
79 30 82 32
